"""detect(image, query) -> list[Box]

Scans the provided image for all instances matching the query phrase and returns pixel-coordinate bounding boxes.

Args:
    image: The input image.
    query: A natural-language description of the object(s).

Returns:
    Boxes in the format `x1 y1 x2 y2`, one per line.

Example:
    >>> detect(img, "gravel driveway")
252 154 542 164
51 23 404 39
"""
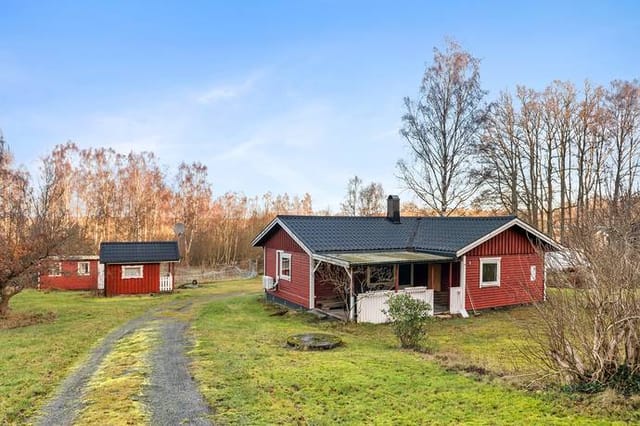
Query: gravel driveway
35 300 213 426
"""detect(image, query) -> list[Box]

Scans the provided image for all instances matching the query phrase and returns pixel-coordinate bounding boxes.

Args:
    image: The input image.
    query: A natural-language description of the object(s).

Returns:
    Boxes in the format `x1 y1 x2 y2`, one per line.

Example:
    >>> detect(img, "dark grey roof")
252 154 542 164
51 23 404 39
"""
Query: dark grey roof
100 241 180 264
254 215 518 256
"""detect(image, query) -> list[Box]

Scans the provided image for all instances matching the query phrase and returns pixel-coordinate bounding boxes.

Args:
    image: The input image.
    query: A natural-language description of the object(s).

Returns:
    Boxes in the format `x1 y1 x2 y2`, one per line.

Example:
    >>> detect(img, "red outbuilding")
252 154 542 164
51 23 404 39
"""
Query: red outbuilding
39 255 100 291
252 196 562 322
99 241 180 296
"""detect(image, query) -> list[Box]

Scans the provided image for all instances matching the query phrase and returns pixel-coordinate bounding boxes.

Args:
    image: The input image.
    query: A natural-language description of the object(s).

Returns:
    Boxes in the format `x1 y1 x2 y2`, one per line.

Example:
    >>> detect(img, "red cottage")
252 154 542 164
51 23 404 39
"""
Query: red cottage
39 255 100 291
99 241 180 296
252 196 562 322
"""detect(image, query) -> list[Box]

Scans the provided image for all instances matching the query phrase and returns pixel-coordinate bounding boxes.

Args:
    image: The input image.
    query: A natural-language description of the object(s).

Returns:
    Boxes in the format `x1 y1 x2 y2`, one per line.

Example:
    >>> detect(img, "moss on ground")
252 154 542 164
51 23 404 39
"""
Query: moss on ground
75 326 158 425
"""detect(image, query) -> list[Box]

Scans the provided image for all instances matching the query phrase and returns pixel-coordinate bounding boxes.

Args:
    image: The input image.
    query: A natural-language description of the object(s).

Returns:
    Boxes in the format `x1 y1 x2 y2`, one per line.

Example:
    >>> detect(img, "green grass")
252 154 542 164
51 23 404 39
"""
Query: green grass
3 280 638 424
0 279 261 425
426 307 539 376
191 296 639 425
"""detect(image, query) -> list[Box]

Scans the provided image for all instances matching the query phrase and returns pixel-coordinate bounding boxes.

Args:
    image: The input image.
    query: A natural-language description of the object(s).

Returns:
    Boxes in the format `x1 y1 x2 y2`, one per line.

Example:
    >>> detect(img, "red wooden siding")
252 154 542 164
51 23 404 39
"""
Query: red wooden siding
315 275 342 300
39 260 99 290
464 227 544 310
105 263 160 296
264 227 310 308
467 227 536 257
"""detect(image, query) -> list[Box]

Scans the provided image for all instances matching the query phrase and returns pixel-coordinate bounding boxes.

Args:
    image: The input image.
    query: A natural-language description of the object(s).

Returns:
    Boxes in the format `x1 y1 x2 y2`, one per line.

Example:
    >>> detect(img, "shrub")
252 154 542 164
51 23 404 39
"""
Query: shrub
528 210 640 395
384 293 432 350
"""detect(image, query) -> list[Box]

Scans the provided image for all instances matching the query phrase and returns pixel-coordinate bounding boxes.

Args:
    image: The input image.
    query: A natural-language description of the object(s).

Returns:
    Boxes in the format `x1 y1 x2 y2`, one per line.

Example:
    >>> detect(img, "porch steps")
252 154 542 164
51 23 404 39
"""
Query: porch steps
433 291 449 314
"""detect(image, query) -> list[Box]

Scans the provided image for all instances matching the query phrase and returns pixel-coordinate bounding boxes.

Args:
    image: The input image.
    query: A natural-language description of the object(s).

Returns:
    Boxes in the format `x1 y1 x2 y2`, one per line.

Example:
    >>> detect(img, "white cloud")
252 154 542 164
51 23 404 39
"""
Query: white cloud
195 71 265 105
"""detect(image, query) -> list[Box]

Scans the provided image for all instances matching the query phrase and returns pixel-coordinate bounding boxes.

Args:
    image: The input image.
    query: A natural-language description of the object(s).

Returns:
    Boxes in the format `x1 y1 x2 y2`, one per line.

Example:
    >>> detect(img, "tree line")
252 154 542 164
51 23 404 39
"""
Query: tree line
398 40 640 242
4 140 314 267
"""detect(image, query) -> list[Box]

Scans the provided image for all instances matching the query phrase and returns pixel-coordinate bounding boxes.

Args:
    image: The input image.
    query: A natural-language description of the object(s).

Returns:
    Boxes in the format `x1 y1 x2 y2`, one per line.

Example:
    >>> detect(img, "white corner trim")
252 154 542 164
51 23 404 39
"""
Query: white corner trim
309 255 315 309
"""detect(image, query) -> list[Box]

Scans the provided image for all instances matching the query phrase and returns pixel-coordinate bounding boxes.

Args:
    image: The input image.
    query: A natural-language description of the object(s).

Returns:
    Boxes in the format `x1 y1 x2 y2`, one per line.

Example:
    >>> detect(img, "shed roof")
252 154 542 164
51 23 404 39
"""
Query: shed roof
252 215 561 258
99 241 180 264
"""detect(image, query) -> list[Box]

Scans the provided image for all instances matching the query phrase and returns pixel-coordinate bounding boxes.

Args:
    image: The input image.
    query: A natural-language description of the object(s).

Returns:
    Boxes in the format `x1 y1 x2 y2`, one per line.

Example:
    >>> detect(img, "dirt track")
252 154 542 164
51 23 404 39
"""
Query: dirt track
35 299 213 426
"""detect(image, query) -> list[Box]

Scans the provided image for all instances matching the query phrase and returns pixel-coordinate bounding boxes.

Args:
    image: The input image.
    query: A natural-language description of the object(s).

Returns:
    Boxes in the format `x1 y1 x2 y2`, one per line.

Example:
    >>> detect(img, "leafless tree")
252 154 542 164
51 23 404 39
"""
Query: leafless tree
398 40 486 216
528 208 640 393
0 139 75 316
173 162 212 266
607 80 640 215
340 175 362 216
475 91 523 215
358 182 385 216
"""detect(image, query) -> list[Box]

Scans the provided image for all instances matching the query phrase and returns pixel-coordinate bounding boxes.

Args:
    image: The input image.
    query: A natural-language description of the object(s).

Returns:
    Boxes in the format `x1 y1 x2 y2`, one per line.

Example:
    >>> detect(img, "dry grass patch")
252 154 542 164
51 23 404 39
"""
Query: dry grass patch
0 311 56 329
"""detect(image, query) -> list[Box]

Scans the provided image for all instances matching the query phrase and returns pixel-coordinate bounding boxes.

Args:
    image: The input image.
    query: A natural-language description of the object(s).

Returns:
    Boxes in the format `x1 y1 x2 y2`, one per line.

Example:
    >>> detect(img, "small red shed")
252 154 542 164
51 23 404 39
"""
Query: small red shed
39 255 100 291
99 241 180 296
252 196 562 322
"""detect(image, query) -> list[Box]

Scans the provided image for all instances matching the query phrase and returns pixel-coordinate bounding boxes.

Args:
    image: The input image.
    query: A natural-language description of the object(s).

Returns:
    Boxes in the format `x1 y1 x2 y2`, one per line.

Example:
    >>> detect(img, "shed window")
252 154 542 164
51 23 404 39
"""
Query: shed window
279 253 291 280
480 258 501 288
77 261 90 276
48 262 62 277
122 265 144 279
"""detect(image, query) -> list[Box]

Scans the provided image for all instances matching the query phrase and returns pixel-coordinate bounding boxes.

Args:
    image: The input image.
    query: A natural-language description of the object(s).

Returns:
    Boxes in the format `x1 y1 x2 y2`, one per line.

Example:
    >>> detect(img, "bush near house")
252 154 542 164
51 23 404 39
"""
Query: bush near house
384 293 432 350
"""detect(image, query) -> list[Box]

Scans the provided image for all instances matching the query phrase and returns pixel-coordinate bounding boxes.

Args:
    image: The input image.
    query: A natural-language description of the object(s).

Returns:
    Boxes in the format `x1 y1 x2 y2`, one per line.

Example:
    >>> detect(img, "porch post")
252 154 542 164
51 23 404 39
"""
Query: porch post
349 267 355 321
394 264 399 292
449 262 452 288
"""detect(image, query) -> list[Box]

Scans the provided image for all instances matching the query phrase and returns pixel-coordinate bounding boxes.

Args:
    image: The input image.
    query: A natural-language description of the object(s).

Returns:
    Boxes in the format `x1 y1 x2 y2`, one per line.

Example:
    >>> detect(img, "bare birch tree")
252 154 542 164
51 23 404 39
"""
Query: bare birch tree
398 40 486 216
340 175 362 216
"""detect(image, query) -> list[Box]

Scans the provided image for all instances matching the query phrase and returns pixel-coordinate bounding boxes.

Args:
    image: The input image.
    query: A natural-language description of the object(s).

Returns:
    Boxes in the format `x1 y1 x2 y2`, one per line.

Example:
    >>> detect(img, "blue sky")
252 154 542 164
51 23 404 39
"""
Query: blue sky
1 1 639 211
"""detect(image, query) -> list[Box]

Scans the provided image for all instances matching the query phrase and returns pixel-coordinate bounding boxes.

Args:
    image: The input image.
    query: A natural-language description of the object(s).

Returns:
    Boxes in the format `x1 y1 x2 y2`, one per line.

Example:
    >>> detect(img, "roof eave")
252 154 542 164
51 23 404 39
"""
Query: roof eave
251 216 313 256
455 218 564 257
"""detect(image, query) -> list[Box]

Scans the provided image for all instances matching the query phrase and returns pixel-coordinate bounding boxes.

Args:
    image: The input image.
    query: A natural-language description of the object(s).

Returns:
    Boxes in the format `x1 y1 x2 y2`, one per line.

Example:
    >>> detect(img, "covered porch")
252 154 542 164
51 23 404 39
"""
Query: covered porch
312 251 467 322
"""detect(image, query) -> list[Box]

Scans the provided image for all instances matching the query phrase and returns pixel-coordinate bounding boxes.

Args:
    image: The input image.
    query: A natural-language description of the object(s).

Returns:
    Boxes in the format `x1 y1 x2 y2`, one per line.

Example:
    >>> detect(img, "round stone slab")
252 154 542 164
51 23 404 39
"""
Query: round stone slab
286 333 343 350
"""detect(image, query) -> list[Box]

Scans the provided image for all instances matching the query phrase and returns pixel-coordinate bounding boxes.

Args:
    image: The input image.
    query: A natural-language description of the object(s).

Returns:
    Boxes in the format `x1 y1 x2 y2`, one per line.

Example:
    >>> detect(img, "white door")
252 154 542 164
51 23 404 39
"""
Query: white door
98 263 105 290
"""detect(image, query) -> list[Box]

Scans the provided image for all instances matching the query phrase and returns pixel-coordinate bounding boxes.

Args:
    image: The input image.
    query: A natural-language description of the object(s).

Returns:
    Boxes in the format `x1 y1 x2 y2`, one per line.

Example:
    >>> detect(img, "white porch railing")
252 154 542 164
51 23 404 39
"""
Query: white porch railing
160 275 173 292
356 287 434 324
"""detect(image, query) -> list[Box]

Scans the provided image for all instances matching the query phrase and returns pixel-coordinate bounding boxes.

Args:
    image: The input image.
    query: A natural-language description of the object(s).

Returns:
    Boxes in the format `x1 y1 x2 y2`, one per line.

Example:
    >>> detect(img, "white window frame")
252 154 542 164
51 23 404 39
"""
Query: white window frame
121 265 144 279
479 257 501 288
279 253 292 281
48 262 62 277
77 261 90 276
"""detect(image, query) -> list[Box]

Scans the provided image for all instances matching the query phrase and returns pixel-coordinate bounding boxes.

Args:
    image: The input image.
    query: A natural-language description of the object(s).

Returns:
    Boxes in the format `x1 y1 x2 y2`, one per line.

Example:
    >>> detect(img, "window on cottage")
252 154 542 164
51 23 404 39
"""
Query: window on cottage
48 262 62 277
122 265 144 279
77 261 90 276
480 258 501 287
279 253 291 280
368 265 394 290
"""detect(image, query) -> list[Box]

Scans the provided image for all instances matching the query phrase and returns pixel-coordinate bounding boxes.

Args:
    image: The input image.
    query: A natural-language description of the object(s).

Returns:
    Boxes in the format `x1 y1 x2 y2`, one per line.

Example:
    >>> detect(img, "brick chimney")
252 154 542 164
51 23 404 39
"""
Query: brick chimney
387 195 400 223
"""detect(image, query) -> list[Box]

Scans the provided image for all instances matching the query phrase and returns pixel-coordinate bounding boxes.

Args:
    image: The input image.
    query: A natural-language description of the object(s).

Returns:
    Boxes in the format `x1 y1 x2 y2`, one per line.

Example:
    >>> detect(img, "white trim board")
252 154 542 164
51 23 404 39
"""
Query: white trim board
455 218 563 257
251 217 313 257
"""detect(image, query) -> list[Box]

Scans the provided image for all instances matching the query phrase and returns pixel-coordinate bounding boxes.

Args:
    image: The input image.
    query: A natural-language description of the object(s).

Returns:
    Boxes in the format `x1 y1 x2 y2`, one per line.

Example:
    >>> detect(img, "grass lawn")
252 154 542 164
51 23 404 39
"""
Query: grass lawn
192 296 640 425
0 279 260 425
